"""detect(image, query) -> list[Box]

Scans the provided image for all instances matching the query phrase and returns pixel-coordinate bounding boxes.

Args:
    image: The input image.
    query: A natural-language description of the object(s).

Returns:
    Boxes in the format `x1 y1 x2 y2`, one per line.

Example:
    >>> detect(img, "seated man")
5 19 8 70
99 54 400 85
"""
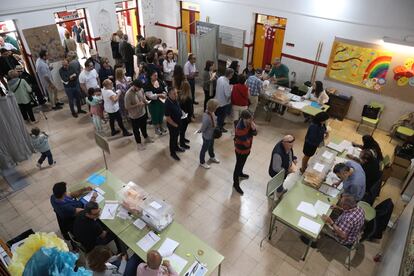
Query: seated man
73 201 126 253
268 135 298 197
50 182 95 238
137 250 178 276
322 194 365 246
333 161 366 201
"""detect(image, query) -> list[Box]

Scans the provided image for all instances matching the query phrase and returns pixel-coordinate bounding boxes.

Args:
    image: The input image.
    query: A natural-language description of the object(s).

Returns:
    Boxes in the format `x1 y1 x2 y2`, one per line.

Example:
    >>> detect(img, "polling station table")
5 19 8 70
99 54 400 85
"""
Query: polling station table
72 169 224 275
260 85 330 121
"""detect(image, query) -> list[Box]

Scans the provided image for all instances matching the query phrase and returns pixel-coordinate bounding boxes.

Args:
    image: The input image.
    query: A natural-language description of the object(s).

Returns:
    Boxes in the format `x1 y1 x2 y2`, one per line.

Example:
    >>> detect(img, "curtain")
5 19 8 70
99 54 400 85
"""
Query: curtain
177 31 188 67
190 27 219 77
0 93 34 170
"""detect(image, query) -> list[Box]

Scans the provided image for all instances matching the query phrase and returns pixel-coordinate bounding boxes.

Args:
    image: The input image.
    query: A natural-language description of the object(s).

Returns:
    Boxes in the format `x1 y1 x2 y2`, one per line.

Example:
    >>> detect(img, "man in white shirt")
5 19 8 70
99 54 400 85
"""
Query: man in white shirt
57 24 67 46
214 68 234 132
35 49 63 110
101 79 132 137
79 59 99 96
183 54 198 104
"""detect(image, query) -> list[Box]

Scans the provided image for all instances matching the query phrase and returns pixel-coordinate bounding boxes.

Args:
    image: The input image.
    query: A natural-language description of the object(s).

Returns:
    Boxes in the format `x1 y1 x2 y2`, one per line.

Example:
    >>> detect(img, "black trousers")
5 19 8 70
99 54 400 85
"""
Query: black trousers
203 89 213 112
130 114 148 144
233 152 249 184
108 110 128 135
18 103 35 122
188 78 196 102
38 150 53 165
94 222 126 254
167 123 180 155
179 119 189 146
124 60 134 79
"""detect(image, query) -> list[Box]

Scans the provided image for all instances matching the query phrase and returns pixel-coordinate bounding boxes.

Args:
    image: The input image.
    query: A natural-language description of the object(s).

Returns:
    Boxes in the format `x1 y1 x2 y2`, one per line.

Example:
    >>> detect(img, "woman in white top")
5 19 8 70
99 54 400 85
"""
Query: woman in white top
163 50 176 87
101 79 132 137
303 81 329 105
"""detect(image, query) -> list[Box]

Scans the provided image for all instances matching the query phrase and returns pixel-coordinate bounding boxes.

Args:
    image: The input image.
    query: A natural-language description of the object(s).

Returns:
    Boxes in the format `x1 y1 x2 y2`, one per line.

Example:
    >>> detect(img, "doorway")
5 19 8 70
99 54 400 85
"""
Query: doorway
115 0 140 46
180 1 200 52
252 14 287 69
54 8 92 59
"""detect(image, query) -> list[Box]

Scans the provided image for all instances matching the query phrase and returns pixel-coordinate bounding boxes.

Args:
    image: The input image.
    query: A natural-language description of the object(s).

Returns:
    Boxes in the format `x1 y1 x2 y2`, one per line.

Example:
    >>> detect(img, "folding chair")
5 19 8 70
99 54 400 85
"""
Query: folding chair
389 126 414 143
356 101 384 135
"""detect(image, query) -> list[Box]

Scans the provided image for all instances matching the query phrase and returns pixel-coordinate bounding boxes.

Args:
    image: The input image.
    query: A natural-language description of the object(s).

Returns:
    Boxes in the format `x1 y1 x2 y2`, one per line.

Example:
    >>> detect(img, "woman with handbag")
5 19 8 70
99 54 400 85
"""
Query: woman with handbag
231 74 249 127
7 69 38 123
198 99 221 169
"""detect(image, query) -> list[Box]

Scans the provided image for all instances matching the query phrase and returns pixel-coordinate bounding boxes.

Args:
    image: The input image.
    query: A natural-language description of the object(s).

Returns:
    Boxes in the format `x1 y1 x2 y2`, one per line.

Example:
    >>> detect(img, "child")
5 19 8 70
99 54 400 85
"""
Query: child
31 127 55 168
86 88 104 133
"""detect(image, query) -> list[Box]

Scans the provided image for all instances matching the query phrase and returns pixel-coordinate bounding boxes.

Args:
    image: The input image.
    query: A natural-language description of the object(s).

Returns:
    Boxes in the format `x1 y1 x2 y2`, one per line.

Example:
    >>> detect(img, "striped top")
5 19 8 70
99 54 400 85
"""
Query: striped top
234 119 257 154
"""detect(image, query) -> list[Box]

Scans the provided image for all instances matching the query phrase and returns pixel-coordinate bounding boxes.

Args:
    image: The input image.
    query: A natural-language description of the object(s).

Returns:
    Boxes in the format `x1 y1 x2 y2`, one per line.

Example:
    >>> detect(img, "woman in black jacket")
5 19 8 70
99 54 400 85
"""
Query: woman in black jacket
110 33 122 65
178 80 193 149
229 60 240 85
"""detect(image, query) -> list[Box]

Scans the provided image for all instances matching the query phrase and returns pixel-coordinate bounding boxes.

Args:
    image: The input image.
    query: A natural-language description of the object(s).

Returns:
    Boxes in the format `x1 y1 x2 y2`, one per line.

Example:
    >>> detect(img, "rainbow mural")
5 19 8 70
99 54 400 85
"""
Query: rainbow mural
327 40 393 90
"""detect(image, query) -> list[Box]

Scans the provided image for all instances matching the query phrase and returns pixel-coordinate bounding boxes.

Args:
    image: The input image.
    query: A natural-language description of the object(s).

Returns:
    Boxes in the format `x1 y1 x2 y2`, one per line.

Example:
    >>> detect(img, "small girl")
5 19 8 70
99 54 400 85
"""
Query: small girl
31 127 55 168
86 88 104 133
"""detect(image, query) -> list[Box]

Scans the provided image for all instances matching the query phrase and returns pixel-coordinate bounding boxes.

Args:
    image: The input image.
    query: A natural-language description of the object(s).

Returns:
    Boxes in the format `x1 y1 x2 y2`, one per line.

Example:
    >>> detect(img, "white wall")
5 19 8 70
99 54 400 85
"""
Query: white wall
172 0 414 130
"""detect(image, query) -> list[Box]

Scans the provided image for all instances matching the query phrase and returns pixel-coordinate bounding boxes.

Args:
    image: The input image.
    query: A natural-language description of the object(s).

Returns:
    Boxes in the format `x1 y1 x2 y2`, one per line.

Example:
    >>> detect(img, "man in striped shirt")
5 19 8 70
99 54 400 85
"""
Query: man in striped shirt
233 110 257 195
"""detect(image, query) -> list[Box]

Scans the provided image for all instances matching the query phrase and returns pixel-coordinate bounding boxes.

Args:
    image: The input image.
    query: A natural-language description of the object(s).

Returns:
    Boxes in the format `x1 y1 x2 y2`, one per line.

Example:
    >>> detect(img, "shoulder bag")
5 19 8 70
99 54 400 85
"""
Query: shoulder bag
208 112 222 139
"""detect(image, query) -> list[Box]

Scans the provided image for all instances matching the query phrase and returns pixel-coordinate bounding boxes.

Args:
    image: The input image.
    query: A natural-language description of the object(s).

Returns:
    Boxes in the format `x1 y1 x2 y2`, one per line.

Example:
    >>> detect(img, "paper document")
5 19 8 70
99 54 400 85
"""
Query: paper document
298 216 322 235
137 231 160 252
149 201 162 210
326 142 345 152
133 218 146 230
322 151 334 160
116 206 130 220
297 202 317 218
313 163 325 173
325 172 340 186
319 184 340 197
184 261 208 276
101 202 119 220
337 183 343 190
158 238 179 257
94 187 105 195
334 156 347 165
290 101 308 110
164 254 188 274
83 191 104 203
314 200 330 216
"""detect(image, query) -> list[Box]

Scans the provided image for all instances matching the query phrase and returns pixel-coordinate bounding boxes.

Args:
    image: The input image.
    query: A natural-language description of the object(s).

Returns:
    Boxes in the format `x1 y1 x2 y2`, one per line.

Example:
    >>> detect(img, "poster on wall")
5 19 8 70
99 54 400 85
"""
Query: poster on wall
326 38 393 91
22 24 65 63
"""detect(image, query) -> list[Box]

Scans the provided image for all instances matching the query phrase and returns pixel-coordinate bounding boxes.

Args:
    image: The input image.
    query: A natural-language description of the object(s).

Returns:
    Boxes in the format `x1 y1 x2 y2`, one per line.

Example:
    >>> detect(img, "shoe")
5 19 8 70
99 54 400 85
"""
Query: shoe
155 128 162 135
220 128 228 133
56 102 64 106
240 173 249 179
200 163 210 169
299 235 318 248
78 110 87 114
176 147 185 152
36 163 41 169
184 138 190 143
52 106 62 110
111 130 121 136
137 143 146 151
145 137 155 143
49 161 56 167
233 183 244 195
276 188 288 198
72 113 78 118
123 132 133 137
171 154 180 161
193 101 199 105
209 157 220 164
180 144 190 149
160 127 167 133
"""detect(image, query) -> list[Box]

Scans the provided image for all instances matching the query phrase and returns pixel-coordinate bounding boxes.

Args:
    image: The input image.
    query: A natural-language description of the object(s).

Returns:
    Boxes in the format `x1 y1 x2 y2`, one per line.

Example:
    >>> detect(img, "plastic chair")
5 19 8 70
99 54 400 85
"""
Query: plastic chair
356 101 384 135
389 126 414 143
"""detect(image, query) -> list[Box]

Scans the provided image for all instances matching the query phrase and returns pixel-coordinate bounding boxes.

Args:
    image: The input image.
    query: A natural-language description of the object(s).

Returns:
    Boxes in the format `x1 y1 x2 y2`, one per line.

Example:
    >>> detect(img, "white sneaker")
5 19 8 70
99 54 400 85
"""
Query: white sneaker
155 128 162 135
36 163 41 169
200 163 211 169
209 157 220 164
137 143 146 151
145 137 155 143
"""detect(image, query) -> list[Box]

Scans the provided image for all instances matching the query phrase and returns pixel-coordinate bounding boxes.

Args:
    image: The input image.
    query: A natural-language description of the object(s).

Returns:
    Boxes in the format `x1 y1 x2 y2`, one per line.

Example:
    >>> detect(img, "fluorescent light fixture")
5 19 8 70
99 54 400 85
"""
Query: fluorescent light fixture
383 36 414 47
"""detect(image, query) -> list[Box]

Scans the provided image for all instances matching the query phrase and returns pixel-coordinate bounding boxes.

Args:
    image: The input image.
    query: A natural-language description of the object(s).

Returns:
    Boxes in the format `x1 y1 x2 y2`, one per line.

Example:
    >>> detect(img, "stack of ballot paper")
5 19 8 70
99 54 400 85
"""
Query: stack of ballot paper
101 201 119 220
298 216 322 235
325 171 341 186
164 254 188 274
297 200 331 218
319 184 341 197
137 231 160 252
158 238 179 257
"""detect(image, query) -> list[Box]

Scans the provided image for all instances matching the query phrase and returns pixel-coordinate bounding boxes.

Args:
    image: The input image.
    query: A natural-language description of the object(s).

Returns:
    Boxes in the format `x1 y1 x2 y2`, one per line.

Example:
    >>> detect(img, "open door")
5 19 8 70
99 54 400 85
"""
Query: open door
180 1 200 52
252 14 287 69
115 0 140 46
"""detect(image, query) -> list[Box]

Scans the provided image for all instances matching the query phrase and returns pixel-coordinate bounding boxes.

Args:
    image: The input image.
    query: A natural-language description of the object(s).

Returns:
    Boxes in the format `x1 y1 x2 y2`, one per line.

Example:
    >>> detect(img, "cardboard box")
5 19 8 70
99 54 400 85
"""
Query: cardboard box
391 163 409 181
394 155 411 168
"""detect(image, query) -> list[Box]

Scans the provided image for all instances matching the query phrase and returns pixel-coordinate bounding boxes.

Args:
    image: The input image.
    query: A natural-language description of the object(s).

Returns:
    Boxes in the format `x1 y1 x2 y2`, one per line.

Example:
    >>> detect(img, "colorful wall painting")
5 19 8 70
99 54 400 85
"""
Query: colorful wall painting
393 57 414 87
326 39 393 91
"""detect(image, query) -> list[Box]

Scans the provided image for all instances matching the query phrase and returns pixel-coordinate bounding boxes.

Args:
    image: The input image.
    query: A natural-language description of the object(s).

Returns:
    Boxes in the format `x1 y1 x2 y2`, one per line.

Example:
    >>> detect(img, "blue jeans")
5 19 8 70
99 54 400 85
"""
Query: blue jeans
38 150 53 165
199 138 215 164
64 86 82 114
215 104 231 129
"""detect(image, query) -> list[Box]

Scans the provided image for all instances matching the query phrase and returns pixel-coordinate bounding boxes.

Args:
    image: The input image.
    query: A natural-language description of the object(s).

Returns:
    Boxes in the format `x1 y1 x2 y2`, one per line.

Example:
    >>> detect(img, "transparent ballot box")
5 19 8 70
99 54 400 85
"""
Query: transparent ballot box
141 197 175 232
118 181 148 214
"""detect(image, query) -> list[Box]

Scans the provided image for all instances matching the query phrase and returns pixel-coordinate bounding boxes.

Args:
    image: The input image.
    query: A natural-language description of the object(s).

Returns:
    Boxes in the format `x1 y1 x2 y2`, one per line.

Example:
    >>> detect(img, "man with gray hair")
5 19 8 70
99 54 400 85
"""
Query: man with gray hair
322 193 365 245
214 68 234 132
119 34 135 78
333 161 366 201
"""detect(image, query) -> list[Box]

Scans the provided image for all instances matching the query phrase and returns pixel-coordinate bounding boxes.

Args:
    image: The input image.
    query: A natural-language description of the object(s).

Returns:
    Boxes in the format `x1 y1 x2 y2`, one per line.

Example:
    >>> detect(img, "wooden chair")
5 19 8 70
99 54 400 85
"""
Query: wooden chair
356 101 384 135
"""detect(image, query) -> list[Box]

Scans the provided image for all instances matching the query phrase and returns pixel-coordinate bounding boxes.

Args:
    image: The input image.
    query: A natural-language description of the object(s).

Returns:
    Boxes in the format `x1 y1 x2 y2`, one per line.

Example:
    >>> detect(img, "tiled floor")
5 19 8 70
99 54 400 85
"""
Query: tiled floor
0 86 404 276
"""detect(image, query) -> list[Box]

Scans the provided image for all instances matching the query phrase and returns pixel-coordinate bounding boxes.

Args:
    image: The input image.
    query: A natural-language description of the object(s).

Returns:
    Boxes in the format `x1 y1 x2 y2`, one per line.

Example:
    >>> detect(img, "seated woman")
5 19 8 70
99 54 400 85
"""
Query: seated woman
303 80 330 105
87 245 127 275
352 134 384 162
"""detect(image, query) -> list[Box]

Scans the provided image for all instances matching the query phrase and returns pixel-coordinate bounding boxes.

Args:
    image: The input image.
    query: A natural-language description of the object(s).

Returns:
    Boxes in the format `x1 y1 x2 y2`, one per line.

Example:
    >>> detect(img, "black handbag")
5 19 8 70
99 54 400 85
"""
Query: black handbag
362 105 380 119
209 113 222 139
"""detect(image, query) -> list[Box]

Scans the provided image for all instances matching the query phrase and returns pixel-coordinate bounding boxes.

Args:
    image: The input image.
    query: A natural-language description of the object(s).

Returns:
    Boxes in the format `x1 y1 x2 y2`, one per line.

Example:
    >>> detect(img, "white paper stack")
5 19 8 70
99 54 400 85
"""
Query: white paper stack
314 200 330 216
137 231 160 252
83 190 105 203
164 254 188 274
326 142 345 152
322 151 334 160
296 202 317 218
133 218 147 230
319 184 341 197
100 201 119 220
158 238 179 257
297 216 322 235
325 171 340 186
313 163 325 173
